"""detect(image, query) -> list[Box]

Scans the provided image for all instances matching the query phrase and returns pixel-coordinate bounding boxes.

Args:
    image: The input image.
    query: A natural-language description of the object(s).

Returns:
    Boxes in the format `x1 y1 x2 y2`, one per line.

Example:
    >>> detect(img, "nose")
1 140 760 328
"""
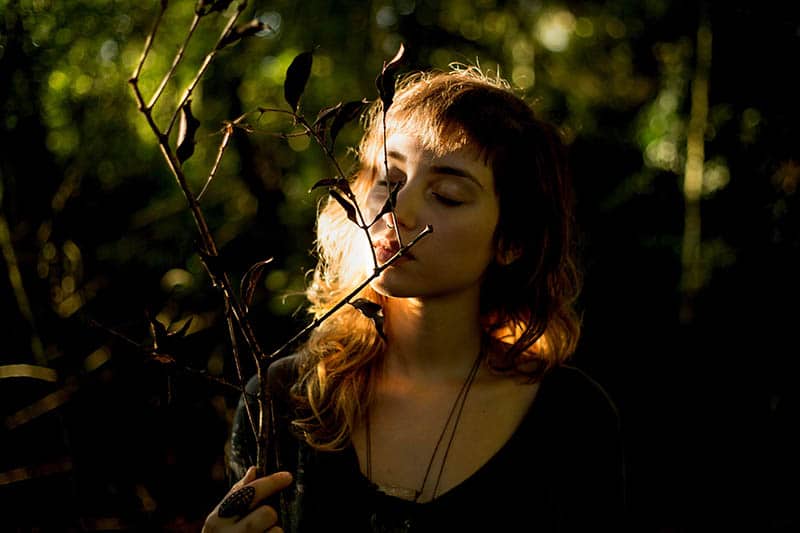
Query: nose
381 181 418 231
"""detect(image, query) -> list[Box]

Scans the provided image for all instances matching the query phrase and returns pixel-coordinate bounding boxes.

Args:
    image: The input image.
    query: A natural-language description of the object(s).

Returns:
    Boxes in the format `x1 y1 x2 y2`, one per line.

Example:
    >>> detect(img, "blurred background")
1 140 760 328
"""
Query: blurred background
1 0 797 531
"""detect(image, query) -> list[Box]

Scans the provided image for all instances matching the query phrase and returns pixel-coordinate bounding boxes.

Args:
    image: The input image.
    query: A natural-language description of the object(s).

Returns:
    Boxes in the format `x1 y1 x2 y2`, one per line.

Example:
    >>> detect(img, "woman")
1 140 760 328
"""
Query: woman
203 66 626 532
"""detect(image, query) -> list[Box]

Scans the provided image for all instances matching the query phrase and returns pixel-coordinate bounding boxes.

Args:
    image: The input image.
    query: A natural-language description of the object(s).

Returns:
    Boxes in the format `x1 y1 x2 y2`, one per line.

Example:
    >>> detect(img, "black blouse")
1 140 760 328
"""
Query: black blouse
229 355 627 532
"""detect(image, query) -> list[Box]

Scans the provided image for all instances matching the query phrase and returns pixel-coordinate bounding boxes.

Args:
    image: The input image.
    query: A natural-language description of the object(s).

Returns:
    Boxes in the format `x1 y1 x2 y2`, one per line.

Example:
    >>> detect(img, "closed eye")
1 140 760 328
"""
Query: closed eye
433 193 464 207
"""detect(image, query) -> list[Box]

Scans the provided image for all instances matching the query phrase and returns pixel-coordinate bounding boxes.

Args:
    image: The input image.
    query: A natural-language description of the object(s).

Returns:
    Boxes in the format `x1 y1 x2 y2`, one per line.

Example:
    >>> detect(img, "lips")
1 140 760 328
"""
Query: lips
374 237 409 264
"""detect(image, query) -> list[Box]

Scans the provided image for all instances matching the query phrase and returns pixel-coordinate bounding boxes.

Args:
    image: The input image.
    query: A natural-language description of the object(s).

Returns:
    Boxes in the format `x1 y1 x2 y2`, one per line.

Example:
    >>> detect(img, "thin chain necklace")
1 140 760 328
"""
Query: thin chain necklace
365 347 484 503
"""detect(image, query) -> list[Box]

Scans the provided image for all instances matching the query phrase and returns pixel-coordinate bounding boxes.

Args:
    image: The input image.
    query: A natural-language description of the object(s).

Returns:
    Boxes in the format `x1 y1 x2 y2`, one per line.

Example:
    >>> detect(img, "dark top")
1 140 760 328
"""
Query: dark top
229 355 627 532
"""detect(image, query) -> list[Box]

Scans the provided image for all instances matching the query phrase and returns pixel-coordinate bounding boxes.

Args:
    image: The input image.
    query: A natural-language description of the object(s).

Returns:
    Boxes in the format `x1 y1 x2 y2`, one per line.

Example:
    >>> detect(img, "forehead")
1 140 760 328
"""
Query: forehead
383 110 474 157
385 132 494 188
385 132 473 160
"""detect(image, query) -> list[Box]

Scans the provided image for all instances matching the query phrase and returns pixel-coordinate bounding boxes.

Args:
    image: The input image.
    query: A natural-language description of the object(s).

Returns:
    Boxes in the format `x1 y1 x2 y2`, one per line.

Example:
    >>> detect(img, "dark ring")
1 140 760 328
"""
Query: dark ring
218 485 255 519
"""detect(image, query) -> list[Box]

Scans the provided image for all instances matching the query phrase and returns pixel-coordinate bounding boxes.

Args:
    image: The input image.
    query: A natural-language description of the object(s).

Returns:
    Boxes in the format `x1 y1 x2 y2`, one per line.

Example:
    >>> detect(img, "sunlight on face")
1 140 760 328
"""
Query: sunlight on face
366 133 499 302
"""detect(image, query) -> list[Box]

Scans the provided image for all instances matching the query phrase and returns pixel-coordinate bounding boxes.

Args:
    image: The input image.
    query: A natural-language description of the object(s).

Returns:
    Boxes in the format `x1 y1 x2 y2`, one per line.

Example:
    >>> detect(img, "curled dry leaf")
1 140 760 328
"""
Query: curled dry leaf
369 181 402 227
313 102 343 139
195 0 235 16
176 99 201 165
241 258 274 313
349 298 386 340
284 51 313 113
375 43 405 112
218 19 266 49
147 312 194 365
329 99 370 151
309 177 352 197
329 189 358 225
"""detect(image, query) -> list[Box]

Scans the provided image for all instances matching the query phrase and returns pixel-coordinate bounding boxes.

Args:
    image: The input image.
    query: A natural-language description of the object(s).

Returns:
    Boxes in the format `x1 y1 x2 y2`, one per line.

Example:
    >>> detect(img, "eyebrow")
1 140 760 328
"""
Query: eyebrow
387 150 485 189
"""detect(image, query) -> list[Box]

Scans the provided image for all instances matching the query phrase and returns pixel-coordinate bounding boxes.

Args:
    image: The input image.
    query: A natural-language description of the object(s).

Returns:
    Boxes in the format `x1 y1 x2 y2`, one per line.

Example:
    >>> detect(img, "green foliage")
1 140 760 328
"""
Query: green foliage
2 0 796 392
2 0 799 528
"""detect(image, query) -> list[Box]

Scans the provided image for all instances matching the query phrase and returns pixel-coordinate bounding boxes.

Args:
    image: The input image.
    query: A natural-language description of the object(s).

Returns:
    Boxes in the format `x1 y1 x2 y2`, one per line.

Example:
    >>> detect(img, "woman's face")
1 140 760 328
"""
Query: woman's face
365 132 500 302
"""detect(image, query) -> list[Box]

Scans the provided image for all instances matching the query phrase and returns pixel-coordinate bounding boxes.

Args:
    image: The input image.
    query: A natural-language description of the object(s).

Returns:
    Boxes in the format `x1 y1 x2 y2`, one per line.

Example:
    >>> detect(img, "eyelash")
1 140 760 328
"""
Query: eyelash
375 180 464 207
433 193 463 207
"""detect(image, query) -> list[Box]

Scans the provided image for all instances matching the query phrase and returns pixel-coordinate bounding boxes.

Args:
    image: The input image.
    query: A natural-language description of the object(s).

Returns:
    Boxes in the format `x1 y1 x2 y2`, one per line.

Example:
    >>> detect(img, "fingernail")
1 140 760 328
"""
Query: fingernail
276 471 292 482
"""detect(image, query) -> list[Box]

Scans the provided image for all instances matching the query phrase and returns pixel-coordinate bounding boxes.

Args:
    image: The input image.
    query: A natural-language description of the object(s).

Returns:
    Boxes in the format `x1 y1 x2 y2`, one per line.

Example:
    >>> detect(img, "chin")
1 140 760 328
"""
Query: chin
369 279 414 299
369 270 424 299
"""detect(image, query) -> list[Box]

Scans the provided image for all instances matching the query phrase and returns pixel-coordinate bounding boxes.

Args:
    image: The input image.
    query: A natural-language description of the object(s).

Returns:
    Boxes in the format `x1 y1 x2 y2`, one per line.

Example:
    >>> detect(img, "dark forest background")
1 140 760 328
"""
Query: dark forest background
1 0 798 531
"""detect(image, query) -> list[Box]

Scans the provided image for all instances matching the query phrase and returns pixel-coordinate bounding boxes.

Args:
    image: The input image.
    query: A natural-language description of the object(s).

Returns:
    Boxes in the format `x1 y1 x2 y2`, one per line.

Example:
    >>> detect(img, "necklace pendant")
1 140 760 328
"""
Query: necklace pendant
366 348 485 509
375 483 421 502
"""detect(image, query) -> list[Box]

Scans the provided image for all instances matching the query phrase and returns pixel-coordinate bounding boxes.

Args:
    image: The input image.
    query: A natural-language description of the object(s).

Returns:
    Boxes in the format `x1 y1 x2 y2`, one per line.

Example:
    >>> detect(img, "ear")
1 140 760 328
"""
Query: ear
495 238 522 266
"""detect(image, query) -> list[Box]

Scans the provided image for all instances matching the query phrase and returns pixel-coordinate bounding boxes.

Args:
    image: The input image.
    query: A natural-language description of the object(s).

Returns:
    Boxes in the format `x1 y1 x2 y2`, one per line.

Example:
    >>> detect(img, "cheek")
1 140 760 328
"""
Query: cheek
434 211 498 266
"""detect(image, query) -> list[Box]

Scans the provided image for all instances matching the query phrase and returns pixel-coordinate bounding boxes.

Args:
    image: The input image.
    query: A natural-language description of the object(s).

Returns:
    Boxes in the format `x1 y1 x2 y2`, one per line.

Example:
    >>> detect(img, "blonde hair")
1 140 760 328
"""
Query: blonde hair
292 66 582 450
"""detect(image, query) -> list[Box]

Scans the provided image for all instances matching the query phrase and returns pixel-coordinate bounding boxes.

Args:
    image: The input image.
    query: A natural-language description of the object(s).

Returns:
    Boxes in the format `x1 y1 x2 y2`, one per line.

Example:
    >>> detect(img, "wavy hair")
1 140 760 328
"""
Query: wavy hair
292 66 582 451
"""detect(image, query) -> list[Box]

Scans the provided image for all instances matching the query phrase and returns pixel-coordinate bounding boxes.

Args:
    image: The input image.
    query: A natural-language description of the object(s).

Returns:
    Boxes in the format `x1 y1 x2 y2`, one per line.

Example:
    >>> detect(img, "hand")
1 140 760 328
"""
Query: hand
202 466 293 533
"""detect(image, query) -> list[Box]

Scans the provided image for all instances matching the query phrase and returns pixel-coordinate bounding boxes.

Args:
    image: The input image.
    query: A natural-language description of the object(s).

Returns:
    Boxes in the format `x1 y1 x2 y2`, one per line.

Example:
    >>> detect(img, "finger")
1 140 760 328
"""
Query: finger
232 466 257 490
216 471 292 520
218 485 256 519
237 504 279 531
266 527 284 533
247 471 293 508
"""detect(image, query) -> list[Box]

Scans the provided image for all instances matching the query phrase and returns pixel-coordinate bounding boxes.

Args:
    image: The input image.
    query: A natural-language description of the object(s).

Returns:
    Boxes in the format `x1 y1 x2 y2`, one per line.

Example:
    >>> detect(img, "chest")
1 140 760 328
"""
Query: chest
351 378 540 502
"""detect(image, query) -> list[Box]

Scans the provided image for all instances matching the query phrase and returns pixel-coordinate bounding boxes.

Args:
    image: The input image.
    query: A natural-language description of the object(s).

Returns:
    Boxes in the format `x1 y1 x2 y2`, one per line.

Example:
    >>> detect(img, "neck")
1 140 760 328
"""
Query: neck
380 290 484 383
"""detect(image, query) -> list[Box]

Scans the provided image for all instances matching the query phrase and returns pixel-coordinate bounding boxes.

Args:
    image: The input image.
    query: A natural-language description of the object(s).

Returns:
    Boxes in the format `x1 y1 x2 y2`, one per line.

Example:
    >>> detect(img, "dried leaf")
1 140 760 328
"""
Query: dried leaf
375 43 405 112
369 181 402 227
312 102 343 143
330 99 369 151
196 0 235 16
284 51 313 113
147 313 169 352
176 99 201 165
314 103 343 126
241 258 274 313
329 189 359 225
173 317 194 339
218 19 266 49
309 177 352 196
147 313 193 364
349 298 386 340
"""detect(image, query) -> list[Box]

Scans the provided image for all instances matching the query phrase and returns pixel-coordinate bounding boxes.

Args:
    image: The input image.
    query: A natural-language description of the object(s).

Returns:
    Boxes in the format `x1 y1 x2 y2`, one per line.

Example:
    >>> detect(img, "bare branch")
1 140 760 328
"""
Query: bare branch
224 298 258 452
165 2 247 137
295 114 380 268
265 225 433 362
197 122 233 201
130 1 168 83
382 111 403 247
147 13 202 110
129 2 424 495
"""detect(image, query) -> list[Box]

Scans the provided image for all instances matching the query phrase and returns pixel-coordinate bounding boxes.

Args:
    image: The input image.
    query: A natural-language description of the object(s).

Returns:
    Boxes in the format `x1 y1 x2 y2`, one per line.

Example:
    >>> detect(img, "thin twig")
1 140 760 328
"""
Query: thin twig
129 1 428 491
129 0 271 477
131 1 167 82
382 111 403 246
166 3 247 137
224 298 258 451
147 13 202 110
197 123 233 201
265 225 433 362
295 115 379 268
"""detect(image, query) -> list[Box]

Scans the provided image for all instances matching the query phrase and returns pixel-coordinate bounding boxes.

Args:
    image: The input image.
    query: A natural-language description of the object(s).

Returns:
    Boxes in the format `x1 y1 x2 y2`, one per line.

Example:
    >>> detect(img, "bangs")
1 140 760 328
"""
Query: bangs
358 102 480 174
358 70 518 172
385 106 476 158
